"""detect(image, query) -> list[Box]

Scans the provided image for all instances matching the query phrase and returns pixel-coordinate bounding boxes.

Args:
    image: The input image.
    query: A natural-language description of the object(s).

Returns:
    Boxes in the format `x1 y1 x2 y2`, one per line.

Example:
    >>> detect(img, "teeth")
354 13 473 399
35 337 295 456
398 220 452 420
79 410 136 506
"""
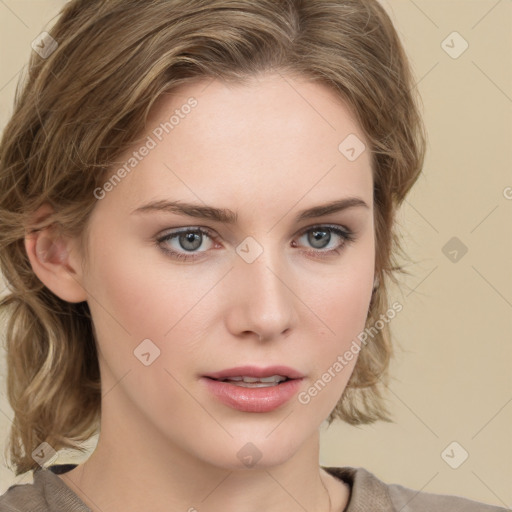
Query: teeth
230 381 279 388
221 375 288 384
240 376 259 383
258 375 287 383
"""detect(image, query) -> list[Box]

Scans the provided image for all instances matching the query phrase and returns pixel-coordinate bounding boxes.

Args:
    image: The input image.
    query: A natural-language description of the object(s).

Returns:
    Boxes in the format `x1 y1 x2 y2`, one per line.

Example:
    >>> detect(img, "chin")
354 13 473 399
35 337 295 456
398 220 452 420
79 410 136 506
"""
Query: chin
192 426 313 472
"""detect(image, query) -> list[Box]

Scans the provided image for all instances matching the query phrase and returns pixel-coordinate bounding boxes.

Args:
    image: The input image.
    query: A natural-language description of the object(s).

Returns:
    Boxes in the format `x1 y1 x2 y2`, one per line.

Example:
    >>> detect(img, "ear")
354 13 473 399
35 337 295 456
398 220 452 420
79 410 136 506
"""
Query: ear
24 204 88 303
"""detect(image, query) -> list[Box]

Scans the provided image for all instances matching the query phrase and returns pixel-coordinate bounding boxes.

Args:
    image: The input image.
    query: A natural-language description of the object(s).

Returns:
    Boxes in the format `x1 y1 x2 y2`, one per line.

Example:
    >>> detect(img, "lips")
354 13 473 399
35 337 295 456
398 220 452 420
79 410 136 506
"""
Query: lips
204 365 304 380
202 365 304 413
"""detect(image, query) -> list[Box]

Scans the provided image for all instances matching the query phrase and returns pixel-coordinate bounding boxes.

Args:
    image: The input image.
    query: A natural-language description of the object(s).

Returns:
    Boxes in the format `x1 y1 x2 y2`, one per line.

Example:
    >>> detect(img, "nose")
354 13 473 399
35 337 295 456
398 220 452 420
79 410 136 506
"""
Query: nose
223 246 298 342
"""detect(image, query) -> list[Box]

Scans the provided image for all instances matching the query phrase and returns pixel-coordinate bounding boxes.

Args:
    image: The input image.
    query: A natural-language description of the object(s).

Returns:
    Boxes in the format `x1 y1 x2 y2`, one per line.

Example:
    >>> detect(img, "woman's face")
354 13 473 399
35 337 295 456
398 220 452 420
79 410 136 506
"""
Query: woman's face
80 73 375 469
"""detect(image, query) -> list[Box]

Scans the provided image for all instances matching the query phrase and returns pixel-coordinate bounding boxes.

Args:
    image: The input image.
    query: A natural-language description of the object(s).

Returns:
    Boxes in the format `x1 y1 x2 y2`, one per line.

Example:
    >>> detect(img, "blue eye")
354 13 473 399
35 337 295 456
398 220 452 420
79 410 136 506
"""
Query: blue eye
156 225 355 262
298 226 353 251
157 228 215 261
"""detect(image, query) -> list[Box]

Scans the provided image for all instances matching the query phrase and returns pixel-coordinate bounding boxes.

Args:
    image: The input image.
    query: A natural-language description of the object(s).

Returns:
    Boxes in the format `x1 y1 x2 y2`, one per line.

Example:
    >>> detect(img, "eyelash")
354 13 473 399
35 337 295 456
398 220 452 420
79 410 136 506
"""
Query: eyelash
155 224 356 262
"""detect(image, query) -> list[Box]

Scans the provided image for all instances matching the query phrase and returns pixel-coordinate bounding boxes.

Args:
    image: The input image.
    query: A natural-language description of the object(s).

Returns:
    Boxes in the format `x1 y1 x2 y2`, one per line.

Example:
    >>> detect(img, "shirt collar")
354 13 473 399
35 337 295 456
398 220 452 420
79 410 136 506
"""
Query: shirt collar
323 466 394 512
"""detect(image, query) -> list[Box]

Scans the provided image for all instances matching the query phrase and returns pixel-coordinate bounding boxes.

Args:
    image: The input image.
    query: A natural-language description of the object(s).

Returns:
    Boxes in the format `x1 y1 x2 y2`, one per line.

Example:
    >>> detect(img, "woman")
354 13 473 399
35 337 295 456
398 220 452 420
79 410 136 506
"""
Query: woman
0 0 506 510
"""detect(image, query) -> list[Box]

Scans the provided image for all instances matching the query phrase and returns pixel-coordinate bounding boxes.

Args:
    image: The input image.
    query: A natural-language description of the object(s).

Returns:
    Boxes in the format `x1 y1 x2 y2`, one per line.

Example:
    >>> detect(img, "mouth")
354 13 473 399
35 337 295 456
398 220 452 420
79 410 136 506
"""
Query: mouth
206 375 290 388
202 366 304 412
204 365 304 381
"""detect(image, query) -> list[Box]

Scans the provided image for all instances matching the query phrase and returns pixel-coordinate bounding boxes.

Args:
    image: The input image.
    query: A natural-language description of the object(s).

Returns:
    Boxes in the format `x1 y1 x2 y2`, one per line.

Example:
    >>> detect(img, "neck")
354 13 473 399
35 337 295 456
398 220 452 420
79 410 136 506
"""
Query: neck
58 374 349 512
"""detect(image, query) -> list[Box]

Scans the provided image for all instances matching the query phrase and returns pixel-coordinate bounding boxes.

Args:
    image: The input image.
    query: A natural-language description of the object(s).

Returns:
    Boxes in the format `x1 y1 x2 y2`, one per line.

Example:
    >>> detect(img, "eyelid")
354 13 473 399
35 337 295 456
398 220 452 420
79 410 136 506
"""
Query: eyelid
294 222 353 239
158 225 217 239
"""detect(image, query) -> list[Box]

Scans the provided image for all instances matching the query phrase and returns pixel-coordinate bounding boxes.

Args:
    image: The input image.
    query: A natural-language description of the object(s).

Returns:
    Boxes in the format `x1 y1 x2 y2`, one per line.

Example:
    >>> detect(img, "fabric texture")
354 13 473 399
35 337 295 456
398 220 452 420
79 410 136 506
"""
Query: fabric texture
0 463 508 511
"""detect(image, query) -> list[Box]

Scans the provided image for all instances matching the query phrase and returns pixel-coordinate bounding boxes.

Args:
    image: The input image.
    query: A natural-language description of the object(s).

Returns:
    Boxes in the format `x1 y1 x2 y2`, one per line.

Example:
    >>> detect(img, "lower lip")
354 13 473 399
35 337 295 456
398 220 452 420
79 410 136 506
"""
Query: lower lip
202 377 302 413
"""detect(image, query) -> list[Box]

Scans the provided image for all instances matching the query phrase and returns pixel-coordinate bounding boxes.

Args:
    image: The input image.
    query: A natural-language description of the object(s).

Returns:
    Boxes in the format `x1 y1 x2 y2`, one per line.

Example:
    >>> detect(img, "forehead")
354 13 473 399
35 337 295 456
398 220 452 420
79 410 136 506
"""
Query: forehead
100 73 373 215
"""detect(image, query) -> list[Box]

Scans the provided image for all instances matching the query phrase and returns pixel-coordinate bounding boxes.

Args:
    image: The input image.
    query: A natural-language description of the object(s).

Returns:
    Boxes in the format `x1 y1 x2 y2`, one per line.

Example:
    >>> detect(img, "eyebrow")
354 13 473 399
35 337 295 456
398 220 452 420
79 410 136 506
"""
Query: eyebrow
131 197 369 224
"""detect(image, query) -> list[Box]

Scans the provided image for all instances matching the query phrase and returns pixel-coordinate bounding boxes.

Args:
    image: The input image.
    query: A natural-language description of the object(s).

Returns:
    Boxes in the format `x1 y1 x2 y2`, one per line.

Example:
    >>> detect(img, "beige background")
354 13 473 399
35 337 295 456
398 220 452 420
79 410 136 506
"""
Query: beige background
0 0 511 507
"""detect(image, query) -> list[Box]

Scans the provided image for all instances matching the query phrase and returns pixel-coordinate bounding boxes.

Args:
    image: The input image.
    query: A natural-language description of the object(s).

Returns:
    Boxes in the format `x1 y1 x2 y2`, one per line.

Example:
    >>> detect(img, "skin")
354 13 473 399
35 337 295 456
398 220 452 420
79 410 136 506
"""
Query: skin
25 72 375 512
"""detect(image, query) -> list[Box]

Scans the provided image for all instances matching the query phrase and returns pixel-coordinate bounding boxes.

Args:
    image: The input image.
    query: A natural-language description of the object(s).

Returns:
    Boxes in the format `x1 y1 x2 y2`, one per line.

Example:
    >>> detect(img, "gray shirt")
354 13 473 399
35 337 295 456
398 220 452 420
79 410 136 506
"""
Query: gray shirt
0 464 508 511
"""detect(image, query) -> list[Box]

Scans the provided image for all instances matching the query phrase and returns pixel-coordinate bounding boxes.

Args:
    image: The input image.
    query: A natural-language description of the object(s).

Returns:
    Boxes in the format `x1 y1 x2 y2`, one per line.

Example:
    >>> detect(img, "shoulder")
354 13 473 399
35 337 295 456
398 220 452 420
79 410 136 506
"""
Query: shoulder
323 466 509 512
0 464 88 512
0 471 46 512
386 480 508 512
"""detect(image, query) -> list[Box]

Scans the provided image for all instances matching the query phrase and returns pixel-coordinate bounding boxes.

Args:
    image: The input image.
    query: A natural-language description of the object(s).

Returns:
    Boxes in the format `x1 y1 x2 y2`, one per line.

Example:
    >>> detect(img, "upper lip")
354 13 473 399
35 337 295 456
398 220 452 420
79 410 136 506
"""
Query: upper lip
204 365 304 380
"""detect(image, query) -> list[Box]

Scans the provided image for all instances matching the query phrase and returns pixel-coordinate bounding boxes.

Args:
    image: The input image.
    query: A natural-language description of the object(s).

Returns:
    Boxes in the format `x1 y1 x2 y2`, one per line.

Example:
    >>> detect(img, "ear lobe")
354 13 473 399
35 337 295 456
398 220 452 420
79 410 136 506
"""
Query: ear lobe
24 220 88 304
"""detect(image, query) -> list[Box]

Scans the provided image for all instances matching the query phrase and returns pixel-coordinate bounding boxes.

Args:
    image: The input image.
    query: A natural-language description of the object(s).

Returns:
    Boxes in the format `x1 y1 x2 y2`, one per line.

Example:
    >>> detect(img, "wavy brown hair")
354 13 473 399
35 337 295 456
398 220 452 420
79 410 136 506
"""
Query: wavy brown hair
0 0 426 475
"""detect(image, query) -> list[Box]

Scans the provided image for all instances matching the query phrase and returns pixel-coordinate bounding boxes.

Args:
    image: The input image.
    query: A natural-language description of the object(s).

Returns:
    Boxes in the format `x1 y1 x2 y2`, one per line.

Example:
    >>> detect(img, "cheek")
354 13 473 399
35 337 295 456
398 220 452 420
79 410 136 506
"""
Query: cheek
83 229 223 383
82 235 206 416
298 236 375 403
80 228 173 382
318 272 372 329
85 230 193 340
310 280 372 381
307 237 375 342
88 256 163 338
